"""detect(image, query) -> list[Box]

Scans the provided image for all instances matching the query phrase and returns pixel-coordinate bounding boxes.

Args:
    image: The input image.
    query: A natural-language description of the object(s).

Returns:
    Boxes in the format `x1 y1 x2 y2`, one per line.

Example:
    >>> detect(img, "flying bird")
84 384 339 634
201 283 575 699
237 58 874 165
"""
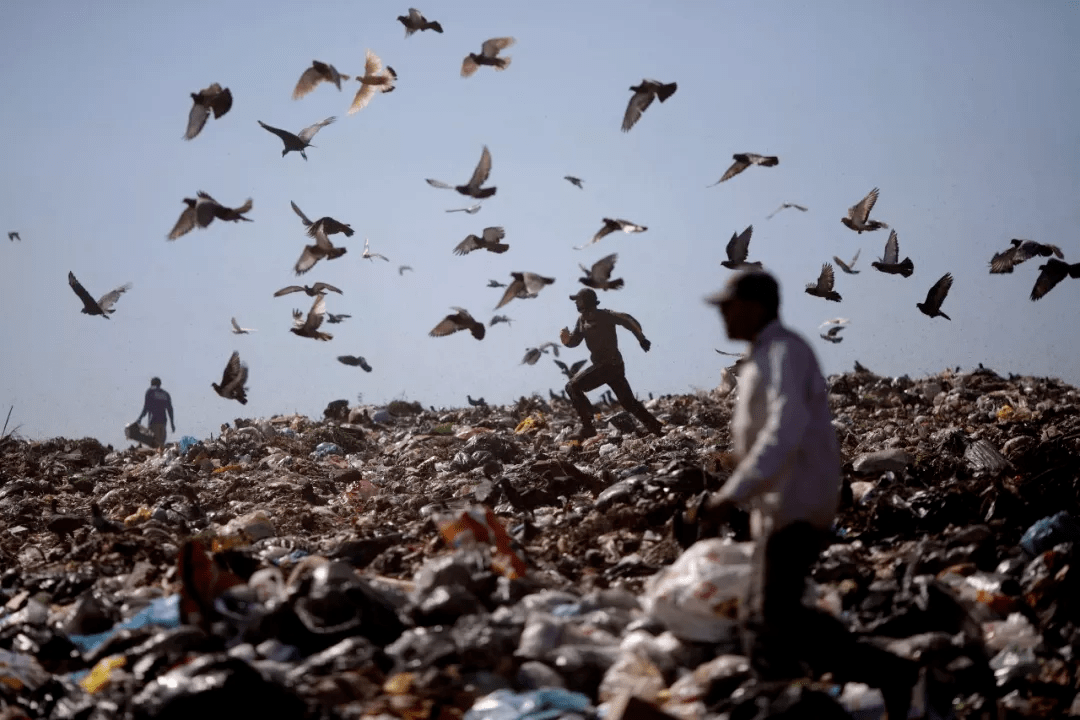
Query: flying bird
398 8 443 36
291 294 333 341
68 271 131 318
350 49 397 114
990 239 1064 274
326 313 352 324
565 176 584 189
833 248 861 274
212 351 248 404
805 263 842 302
577 218 647 250
338 356 373 371
294 227 347 275
467 395 488 407
555 359 586 379
258 117 336 160
579 253 624 290
841 188 889 234
7 232 19 241
487 279 507 288
454 226 508 255
870 230 914 277
917 273 954 320
362 237 389 262
184 83 232 141
446 203 482 214
522 342 561 365
819 317 850 329
231 317 256 334
461 37 515 77
274 282 342 297
1030 258 1080 301
167 192 253 240
426 145 497 199
398 265 413 275
820 326 845 344
722 225 762 270
495 272 556 309
430 307 485 340
709 153 779 186
490 315 513 327
290 201 354 240
293 61 350 100
766 203 808 220
622 79 677 132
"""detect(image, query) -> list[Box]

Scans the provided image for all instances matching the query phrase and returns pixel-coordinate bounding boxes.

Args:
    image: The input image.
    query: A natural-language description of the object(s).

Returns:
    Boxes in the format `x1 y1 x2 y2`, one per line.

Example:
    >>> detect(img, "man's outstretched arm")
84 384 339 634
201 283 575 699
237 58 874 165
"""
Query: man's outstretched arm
560 318 584 348
612 312 651 351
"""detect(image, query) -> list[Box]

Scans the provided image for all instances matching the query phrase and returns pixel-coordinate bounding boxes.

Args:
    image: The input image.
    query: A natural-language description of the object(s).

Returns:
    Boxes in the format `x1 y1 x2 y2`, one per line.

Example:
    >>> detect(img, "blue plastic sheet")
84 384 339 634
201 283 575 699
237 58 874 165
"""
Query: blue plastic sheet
312 442 344 458
1019 511 1080 556
67 594 181 655
465 689 592 720
178 436 200 454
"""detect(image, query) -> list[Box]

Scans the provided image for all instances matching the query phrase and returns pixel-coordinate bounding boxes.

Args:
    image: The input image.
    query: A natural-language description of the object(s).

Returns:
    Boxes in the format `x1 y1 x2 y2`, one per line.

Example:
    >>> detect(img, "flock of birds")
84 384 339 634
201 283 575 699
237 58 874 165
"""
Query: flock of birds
11 8 1080 414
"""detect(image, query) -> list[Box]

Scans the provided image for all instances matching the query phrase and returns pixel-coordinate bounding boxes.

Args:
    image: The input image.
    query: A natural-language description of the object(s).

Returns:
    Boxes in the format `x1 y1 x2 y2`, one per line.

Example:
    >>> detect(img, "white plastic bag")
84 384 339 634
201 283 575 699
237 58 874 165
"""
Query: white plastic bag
643 538 754 642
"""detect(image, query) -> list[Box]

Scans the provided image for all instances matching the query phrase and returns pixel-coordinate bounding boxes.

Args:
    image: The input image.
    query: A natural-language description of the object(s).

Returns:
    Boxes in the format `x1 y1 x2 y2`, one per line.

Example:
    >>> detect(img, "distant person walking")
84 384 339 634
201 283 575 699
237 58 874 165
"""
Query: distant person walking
559 288 664 440
136 377 175 449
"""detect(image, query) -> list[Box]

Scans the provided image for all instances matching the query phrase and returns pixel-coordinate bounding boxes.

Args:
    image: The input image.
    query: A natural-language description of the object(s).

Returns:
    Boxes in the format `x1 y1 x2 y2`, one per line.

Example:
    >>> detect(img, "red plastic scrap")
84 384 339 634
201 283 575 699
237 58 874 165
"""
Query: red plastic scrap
435 505 527 579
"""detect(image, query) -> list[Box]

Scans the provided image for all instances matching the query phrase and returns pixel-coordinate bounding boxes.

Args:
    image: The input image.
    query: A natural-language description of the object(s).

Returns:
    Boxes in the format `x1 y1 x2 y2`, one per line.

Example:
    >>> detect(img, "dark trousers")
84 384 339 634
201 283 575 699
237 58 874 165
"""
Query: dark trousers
742 522 918 715
565 360 662 433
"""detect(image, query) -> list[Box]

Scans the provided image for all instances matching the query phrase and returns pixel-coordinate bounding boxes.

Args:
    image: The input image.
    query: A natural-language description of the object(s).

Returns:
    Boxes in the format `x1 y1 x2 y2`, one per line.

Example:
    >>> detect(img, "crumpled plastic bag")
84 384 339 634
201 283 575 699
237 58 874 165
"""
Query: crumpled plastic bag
643 538 754 643
435 505 527 579
464 688 592 720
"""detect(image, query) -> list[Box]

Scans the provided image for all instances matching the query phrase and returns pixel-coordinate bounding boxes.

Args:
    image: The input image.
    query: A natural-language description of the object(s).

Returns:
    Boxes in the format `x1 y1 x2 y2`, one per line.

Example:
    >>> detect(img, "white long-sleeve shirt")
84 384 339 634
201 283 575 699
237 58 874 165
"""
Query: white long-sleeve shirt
715 319 841 537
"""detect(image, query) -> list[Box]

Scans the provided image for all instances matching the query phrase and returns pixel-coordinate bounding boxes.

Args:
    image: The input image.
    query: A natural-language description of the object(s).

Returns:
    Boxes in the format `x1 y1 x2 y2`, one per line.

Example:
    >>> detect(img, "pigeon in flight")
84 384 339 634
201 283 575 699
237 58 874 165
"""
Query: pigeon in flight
577 218 647 250
490 315 513 327
487 279 507 288
398 265 413 275
167 192 253 240
430 307 486 340
820 326 845 344
622 79 677 132
426 146 497 199
819 317 850 329
579 253 624 290
722 225 762 270
766 203 808 220
350 49 397 115
805 263 842 302
467 395 488 407
184 83 232 141
446 203 482 214
990 239 1064 274
290 201 354 240
842 188 889 234
398 8 443 36
7 232 19 241
461 37 515 77
871 230 914 277
212 351 248 404
565 176 584 189
495 272 556 309
291 294 333 340
522 342 561 365
258 117 336 160
274 282 342 297
294 227 347 275
709 153 779 186
917 273 953 320
555 359 587 379
293 61 350 100
338 355 373 371
454 226 508 255
231 317 256 334
362 238 389 262
1030 258 1080 301
833 248 861 274
326 313 352 324
68 271 131 318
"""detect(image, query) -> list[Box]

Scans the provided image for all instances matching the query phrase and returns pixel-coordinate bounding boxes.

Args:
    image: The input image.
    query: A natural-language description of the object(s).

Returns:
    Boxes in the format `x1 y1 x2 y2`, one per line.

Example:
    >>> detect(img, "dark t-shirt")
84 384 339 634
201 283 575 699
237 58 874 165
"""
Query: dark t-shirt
142 387 173 425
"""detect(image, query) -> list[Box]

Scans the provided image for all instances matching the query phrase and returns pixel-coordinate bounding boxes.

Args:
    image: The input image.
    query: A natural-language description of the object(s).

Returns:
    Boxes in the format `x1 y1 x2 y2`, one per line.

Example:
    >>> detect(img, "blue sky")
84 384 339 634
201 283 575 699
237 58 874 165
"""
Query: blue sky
1 1 1078 448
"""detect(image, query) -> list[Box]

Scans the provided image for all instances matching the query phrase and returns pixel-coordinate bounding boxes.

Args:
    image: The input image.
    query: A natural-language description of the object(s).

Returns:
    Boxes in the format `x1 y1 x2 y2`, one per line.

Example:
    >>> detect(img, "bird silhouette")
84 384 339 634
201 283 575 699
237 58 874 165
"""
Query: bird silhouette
495 272 556 309
398 8 443 36
841 188 889 233
490 315 513 327
294 227 347 275
167 192 253 240
184 83 232 140
804 263 842 302
290 201 354 240
461 37 515 77
722 225 762 270
833 248 861 274
338 355 373 371
231 317 256 334
1030 258 1080 301
564 176 584 189
291 294 333 340
258 117 336 160
398 265 413 275
90 502 123 534
766 203 808 220
430 308 485 340
446 203 482 214
487 279 507 288
990 239 1064 274
820 325 845 344
579 253 624 290
622 79 677 132
212 351 249 404
467 395 488 407
274 282 342 297
709 153 779 186
293 61 350 100
326 313 352 324
68 271 131 318
454 226 508 255
917 273 954 319
819 317 850 329
577 218 647 250
350 49 397 114
871 230 914 277
426 145 497 198
362 238 389 262
8 231 20 241
521 342 560 366
555 359 587 378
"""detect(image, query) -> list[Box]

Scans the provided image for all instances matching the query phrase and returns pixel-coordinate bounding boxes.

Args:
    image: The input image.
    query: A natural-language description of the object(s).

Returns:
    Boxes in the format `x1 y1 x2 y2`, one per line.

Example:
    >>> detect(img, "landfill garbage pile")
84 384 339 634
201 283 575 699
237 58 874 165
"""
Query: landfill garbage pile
2 364 1080 719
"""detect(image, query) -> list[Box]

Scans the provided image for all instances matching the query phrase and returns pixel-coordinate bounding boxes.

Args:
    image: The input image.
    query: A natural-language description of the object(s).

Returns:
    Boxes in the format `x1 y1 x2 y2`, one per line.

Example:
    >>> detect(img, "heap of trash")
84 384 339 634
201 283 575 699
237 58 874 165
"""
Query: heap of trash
2 363 1080 719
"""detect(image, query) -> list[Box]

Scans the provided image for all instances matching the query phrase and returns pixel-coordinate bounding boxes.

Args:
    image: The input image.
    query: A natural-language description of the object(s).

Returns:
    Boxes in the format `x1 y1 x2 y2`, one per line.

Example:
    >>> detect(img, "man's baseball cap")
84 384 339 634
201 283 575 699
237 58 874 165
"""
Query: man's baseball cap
706 269 779 309
569 288 599 304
